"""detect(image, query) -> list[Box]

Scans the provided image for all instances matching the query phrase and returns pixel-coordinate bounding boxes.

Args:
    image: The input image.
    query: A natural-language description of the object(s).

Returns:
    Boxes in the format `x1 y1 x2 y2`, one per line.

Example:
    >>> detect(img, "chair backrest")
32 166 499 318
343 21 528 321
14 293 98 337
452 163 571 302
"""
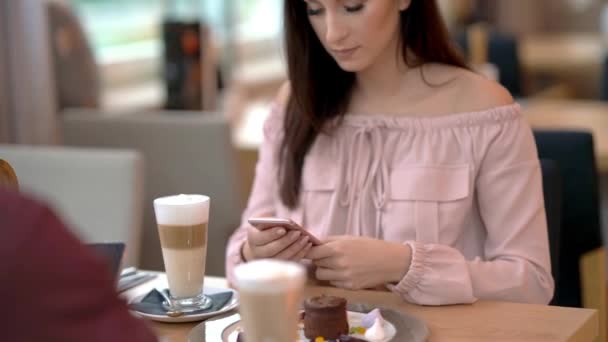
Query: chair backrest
539 159 562 305
533 130 603 307
600 54 608 101
61 110 243 276
0 145 144 267
0 159 19 190
455 29 523 97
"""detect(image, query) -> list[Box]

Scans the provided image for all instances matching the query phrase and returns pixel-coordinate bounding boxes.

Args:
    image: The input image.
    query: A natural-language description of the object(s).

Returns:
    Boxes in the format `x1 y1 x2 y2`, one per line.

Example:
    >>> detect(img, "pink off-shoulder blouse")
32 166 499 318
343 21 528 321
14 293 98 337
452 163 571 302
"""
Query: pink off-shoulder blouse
226 103 554 305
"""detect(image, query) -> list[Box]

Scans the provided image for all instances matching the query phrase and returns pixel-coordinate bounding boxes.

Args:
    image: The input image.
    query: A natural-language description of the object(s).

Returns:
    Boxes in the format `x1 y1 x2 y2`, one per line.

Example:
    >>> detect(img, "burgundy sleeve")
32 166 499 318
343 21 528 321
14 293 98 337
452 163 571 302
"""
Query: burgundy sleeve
1 191 157 342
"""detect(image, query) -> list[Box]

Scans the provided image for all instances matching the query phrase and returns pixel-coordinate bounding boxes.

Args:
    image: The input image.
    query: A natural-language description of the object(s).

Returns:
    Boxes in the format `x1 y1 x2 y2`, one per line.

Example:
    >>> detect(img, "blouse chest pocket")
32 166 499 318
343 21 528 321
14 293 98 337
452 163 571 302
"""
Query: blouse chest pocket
388 164 471 244
298 157 338 230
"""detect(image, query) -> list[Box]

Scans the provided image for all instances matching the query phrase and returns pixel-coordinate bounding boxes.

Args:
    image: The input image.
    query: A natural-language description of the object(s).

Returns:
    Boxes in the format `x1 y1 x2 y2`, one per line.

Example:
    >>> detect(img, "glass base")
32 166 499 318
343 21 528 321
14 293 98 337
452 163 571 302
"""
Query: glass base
163 293 212 313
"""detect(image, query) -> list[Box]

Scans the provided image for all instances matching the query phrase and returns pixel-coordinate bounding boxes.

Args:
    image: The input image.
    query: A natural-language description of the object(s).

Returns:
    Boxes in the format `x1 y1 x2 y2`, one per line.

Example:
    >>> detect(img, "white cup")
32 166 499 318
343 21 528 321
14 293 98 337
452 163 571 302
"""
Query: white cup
234 259 306 342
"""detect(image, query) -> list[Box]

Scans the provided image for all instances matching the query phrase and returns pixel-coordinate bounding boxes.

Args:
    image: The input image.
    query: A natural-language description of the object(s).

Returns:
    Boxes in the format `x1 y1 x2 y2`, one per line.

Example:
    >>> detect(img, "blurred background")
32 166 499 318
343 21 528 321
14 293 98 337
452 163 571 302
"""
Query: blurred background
3 0 608 325
6 0 608 141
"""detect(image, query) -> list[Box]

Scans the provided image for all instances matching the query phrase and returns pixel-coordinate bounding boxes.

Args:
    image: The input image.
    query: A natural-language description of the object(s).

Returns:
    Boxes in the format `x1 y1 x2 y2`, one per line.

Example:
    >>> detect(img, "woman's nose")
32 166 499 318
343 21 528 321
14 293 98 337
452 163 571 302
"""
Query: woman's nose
325 13 348 45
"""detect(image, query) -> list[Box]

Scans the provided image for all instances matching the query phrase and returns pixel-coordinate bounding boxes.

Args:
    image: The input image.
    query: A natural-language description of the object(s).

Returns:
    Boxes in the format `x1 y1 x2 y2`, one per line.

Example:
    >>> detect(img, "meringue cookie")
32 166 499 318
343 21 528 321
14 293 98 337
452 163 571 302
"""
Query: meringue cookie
364 317 386 341
361 308 384 329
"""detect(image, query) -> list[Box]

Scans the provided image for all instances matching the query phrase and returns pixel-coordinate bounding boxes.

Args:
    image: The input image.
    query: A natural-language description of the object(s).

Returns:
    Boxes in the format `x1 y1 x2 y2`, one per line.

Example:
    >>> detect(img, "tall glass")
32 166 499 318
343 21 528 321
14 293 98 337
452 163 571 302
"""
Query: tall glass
153 194 211 312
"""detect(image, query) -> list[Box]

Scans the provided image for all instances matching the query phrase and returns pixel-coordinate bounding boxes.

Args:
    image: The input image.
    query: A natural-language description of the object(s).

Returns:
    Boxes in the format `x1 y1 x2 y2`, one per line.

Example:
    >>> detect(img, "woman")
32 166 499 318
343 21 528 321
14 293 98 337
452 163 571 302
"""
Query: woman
226 0 554 305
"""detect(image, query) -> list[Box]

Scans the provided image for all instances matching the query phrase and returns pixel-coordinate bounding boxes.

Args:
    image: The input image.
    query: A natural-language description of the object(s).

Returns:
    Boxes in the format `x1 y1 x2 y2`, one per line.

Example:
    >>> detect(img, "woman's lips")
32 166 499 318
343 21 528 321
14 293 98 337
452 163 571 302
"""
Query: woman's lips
332 46 360 59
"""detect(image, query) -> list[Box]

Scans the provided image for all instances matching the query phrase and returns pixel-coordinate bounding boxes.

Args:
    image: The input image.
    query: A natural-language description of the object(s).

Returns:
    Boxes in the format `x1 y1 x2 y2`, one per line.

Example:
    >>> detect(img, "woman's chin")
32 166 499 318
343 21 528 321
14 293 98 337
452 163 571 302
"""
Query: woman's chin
335 60 364 73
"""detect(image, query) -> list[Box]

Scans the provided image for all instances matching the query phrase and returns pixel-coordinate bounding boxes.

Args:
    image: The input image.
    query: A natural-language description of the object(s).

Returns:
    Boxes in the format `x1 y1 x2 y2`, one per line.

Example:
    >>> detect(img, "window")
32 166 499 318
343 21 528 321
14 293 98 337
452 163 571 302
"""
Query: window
69 0 284 109
69 0 164 109
235 0 283 42
71 0 163 64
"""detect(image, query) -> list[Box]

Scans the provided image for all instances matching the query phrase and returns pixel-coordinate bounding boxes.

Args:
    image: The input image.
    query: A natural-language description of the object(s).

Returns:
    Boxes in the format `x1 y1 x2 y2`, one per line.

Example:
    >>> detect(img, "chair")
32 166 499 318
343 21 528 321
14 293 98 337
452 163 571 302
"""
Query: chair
455 28 523 97
533 130 603 308
539 158 562 305
600 54 608 101
61 110 243 276
0 159 19 190
0 145 144 267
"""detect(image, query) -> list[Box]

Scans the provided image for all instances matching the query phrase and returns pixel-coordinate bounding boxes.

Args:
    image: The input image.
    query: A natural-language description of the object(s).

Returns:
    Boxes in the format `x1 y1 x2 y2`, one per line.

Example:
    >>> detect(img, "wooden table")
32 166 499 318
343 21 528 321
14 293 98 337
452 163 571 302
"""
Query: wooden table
520 33 607 75
523 99 608 173
124 274 598 342
520 33 607 98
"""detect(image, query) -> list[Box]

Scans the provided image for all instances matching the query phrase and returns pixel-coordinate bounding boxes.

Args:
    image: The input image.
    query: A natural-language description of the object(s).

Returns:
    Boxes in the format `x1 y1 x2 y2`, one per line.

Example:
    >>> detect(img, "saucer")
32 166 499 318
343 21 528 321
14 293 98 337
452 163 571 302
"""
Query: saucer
129 286 239 323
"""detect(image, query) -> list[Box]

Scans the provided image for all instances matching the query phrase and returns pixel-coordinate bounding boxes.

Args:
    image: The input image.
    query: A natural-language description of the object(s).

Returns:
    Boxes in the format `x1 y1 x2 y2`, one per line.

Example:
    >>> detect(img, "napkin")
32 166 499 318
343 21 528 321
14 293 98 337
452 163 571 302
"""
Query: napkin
130 289 233 316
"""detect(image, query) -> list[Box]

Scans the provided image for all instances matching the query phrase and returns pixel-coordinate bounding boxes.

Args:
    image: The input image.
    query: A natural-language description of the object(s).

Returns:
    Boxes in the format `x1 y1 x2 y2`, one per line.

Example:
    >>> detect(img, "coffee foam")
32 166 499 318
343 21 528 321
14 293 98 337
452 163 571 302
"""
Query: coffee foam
154 194 209 226
234 259 306 292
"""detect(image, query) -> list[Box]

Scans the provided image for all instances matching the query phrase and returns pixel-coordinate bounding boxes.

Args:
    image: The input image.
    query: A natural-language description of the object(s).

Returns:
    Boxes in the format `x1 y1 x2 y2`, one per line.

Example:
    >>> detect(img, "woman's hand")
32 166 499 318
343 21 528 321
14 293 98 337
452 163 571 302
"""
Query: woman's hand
307 236 412 290
242 226 313 262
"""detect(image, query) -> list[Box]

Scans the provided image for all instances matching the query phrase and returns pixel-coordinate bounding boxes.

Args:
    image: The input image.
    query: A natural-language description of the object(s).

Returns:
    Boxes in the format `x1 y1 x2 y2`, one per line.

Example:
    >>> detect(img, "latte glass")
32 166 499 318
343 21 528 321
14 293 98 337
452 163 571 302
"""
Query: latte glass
153 194 211 312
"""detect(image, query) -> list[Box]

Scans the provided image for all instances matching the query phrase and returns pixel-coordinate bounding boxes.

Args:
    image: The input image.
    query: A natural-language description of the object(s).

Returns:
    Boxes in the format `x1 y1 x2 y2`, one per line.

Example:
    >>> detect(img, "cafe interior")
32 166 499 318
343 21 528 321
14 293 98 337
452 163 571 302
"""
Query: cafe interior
2 0 608 340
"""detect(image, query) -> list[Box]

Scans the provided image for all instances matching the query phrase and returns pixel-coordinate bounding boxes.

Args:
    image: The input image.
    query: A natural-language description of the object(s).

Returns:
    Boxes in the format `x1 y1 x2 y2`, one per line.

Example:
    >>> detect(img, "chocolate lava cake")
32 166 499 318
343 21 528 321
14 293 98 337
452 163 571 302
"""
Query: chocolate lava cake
303 295 349 339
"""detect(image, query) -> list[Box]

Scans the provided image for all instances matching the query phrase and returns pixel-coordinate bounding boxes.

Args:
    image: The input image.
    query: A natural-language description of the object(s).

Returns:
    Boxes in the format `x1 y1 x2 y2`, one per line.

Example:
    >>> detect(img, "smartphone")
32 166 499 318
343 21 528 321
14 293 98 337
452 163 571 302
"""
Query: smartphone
248 217 322 245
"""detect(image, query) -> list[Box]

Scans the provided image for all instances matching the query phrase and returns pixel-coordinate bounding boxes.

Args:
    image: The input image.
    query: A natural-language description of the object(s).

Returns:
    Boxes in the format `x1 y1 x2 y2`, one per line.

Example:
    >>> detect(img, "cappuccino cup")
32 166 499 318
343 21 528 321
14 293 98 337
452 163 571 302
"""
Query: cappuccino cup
153 194 211 311
233 259 306 342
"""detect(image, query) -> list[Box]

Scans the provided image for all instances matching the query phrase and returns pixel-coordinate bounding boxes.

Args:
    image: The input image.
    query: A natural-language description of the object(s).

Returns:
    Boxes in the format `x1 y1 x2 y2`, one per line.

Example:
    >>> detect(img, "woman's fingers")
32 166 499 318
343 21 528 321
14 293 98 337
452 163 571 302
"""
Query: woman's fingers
315 266 346 282
247 226 286 246
275 236 311 260
291 242 314 262
306 243 335 260
253 230 302 258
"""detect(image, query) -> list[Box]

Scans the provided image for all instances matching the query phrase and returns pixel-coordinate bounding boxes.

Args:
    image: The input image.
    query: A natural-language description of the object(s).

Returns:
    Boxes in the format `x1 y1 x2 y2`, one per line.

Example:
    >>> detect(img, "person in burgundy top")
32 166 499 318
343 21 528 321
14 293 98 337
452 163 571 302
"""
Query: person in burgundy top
0 189 157 342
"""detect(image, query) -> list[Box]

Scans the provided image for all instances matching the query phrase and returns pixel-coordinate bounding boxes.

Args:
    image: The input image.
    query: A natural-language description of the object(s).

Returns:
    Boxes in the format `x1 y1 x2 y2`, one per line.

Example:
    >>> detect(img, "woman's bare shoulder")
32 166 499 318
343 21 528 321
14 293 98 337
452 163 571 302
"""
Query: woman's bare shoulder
424 64 514 113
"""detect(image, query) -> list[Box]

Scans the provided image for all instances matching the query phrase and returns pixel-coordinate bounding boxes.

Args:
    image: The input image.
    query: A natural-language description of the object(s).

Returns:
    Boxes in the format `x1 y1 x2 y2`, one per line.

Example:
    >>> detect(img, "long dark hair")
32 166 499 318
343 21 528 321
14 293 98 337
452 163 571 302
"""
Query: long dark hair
280 0 468 208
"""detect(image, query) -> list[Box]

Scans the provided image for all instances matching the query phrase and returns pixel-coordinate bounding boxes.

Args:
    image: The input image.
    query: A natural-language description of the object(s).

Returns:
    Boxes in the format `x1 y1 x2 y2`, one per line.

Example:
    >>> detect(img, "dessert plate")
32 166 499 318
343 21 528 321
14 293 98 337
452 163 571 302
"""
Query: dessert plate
187 302 429 341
